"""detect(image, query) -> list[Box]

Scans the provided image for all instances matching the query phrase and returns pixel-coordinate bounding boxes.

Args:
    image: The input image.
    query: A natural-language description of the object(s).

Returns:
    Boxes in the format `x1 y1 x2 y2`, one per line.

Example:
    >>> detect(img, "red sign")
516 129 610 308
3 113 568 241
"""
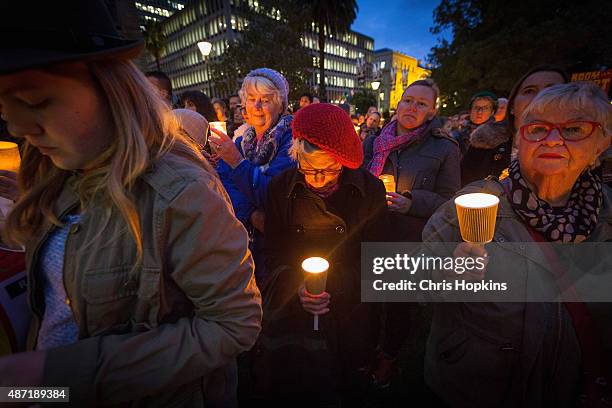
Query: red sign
571 70 612 94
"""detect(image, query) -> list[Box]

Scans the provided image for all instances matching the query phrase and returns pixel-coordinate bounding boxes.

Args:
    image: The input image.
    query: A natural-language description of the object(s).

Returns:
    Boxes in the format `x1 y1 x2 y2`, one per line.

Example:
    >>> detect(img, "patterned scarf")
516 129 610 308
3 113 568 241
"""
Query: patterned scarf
505 160 603 243
240 115 292 167
368 120 429 177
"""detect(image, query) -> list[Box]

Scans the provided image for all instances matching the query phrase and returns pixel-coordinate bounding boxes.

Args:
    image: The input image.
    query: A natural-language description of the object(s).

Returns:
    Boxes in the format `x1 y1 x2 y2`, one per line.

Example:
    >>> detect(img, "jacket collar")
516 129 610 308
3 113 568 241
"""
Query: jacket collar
286 167 367 198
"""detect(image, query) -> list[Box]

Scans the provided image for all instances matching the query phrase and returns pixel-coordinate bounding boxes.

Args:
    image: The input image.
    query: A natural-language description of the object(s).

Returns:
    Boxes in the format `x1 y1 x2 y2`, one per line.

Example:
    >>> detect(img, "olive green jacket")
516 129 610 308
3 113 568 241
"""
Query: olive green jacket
25 152 262 406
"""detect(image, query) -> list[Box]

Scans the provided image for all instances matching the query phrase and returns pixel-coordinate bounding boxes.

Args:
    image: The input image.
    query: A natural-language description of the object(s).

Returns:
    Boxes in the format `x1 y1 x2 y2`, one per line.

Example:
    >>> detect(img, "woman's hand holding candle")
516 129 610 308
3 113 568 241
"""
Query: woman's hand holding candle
209 127 242 168
298 284 330 316
386 192 412 214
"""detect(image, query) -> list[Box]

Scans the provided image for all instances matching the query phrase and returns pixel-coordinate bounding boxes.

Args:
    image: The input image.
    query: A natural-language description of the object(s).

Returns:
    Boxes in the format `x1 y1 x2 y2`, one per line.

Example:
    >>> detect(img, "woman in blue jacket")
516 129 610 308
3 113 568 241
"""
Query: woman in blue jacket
211 68 295 285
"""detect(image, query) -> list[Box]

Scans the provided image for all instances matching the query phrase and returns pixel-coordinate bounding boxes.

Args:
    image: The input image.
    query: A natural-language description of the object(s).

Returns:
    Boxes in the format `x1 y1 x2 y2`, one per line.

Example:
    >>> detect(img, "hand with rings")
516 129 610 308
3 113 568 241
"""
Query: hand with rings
209 127 243 168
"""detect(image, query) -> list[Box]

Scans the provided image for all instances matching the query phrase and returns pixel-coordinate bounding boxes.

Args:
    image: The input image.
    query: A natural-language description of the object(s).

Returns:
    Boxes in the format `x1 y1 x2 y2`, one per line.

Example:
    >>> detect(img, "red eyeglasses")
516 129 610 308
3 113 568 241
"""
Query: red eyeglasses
520 121 603 142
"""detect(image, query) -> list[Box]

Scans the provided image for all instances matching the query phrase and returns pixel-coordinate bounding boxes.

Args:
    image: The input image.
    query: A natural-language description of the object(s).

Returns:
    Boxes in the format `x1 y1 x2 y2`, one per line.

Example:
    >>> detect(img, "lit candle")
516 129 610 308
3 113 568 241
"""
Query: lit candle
379 174 396 193
354 125 361 135
209 121 227 135
0 142 20 173
0 142 20 220
302 257 329 331
454 193 500 244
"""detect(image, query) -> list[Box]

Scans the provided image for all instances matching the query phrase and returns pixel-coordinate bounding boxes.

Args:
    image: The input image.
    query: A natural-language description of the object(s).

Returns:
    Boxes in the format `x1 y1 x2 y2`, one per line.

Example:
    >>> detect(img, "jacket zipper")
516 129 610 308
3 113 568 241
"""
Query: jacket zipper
62 222 79 325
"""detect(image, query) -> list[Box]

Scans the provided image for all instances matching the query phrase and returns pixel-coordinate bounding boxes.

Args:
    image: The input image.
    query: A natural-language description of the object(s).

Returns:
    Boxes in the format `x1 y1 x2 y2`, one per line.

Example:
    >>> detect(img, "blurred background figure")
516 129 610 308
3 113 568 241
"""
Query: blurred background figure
229 94 241 112
360 111 381 141
469 91 497 126
232 105 250 141
145 70 173 106
357 113 366 127
449 91 498 155
494 97 508 122
180 90 217 122
299 92 313 109
213 97 230 122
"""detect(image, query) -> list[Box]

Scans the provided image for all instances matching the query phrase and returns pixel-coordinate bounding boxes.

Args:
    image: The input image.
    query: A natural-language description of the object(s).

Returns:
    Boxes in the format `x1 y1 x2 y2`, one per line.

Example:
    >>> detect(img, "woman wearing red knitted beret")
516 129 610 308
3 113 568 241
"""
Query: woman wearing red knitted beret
249 103 391 405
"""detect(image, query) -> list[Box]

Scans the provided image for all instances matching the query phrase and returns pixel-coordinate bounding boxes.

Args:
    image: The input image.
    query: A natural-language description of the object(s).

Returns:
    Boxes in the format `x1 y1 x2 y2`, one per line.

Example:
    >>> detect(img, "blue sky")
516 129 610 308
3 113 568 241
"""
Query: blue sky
352 0 449 62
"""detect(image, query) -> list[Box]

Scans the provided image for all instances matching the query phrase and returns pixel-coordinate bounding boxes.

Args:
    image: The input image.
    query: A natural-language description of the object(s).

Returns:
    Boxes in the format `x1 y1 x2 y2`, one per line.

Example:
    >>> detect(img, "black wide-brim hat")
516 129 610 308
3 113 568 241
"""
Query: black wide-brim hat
0 0 144 75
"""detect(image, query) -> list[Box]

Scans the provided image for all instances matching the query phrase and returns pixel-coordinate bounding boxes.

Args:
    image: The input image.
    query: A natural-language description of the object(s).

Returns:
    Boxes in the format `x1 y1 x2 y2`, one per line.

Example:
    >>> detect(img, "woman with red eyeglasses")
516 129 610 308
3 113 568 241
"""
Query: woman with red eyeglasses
423 81 612 407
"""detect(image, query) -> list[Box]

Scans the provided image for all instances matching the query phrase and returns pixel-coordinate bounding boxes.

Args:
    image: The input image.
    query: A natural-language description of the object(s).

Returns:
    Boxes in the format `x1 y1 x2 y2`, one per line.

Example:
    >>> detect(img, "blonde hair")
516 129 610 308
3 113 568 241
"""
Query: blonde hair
520 81 612 137
239 75 284 112
5 60 211 264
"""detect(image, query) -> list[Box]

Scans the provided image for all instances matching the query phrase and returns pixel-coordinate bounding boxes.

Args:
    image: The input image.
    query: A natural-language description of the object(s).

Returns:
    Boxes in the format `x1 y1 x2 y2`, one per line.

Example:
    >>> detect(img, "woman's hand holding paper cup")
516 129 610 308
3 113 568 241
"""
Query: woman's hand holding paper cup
434 192 499 281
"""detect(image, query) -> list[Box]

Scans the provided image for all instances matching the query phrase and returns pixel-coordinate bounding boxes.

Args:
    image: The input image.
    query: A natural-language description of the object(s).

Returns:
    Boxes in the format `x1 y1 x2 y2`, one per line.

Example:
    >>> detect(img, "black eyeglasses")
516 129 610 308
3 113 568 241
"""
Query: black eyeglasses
297 163 342 177
471 105 493 113
520 121 603 142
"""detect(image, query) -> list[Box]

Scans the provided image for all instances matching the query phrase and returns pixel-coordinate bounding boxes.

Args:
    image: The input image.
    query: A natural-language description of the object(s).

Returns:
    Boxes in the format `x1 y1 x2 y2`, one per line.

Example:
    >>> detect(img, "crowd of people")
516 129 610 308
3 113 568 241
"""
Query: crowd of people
0 1 611 407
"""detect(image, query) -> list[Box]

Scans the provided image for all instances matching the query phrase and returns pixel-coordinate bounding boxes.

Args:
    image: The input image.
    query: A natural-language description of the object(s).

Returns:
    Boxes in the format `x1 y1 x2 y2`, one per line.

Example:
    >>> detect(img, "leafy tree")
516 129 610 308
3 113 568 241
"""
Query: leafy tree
262 0 358 101
428 0 612 115
210 15 312 100
350 89 377 115
143 20 166 71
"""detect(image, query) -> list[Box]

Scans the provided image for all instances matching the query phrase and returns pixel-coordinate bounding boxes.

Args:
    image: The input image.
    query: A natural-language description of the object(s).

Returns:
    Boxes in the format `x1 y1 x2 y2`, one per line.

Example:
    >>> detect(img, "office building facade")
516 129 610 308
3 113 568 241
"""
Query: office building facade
146 0 374 102
134 0 187 29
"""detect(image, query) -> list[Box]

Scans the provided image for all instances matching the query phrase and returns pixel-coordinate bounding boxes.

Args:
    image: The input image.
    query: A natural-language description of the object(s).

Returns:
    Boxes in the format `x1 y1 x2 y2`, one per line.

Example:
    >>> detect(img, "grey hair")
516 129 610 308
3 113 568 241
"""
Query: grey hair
520 81 612 138
289 138 320 161
239 75 284 112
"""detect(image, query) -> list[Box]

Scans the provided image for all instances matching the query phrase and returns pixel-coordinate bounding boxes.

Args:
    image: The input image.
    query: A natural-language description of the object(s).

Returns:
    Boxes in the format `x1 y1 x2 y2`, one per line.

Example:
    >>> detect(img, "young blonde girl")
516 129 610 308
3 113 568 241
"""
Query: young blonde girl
0 20 261 407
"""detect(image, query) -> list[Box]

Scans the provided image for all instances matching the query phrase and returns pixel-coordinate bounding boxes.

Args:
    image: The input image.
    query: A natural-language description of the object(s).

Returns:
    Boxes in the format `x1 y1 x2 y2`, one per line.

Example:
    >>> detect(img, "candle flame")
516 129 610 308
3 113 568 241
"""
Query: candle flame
301 257 329 274
454 193 499 209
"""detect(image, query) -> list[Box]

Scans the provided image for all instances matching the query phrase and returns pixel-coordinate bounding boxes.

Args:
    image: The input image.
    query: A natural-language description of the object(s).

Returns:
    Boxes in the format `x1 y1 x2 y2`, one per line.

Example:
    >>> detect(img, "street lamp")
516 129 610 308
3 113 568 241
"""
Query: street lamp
197 41 212 58
197 41 212 95
371 80 381 112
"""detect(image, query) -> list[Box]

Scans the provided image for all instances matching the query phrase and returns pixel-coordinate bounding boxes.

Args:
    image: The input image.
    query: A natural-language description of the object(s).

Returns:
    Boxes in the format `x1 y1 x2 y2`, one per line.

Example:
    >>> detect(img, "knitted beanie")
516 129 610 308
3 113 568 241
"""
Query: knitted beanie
470 90 498 111
173 109 209 145
292 103 364 169
245 68 289 110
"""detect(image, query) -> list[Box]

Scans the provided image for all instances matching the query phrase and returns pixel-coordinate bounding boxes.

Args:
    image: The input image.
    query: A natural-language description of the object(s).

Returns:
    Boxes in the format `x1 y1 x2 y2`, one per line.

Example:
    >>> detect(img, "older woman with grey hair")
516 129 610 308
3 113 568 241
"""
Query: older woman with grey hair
212 68 295 285
423 81 612 407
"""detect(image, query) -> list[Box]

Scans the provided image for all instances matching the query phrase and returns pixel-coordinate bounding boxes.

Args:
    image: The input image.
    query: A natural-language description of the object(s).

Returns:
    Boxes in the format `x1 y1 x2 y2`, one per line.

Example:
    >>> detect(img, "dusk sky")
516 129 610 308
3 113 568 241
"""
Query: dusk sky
352 0 450 63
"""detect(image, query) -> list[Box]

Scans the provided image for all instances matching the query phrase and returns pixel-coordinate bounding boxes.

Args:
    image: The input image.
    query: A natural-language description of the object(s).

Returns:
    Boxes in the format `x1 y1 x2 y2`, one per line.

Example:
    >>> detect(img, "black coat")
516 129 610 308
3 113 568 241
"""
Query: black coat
460 120 512 187
252 167 389 401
